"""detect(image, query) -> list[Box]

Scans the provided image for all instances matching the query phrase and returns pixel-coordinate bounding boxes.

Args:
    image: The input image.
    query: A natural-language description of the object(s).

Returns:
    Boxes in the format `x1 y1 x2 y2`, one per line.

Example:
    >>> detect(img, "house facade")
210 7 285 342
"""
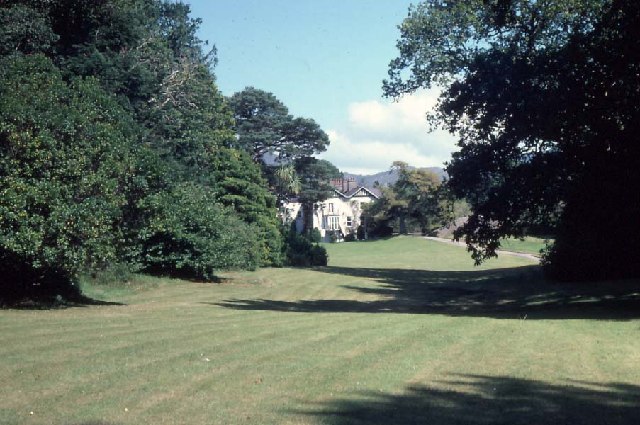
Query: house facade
283 178 380 241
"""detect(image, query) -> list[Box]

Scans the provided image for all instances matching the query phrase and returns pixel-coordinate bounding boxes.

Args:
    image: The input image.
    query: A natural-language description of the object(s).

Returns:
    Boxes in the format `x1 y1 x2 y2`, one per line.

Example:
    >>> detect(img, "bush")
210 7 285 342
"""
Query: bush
370 223 394 238
344 233 356 242
308 227 322 243
284 231 313 266
309 244 328 266
283 226 329 267
137 183 261 280
0 248 80 305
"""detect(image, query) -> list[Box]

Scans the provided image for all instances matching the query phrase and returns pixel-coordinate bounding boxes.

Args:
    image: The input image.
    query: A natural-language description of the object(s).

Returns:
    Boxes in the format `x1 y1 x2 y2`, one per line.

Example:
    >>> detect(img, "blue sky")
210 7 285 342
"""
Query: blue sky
187 0 457 174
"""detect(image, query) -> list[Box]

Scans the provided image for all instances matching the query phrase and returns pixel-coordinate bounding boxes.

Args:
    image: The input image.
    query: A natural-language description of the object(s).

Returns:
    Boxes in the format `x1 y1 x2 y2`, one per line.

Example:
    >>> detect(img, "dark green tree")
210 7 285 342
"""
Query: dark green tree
136 182 261 280
0 54 136 301
228 87 330 161
0 1 286 292
394 162 448 236
210 148 284 267
0 2 58 55
385 0 640 280
365 184 408 235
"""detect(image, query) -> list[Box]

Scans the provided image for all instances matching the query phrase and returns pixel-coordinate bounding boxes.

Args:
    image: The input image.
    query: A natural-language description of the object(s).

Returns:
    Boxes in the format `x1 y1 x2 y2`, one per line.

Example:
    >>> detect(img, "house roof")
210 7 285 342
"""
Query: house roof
333 186 380 200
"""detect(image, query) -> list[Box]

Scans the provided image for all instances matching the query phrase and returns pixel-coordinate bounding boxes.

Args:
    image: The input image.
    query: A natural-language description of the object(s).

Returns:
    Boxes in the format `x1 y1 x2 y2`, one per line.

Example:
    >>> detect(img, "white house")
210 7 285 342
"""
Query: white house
283 178 380 241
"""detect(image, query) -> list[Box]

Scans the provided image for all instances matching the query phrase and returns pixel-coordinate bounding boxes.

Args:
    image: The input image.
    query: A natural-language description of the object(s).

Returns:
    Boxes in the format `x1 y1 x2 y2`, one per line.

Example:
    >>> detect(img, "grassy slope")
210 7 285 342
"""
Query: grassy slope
1 236 639 425
499 236 553 256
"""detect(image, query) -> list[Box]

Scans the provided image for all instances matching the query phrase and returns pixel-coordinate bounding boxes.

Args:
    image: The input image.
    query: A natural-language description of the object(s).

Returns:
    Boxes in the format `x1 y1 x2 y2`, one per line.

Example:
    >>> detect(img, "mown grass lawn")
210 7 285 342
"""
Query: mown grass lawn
1 236 639 425
499 236 553 256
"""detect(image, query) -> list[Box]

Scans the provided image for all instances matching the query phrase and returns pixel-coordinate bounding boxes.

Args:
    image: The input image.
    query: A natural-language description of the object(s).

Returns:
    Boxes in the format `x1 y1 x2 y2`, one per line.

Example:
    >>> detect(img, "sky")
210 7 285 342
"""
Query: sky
187 0 457 175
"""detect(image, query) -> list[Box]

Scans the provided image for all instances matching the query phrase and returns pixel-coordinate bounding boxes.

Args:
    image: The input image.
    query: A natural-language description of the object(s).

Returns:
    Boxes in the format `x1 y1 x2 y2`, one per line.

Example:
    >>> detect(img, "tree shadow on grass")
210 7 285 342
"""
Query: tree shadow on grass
68 422 123 425
214 265 640 320
297 374 640 425
1 293 124 310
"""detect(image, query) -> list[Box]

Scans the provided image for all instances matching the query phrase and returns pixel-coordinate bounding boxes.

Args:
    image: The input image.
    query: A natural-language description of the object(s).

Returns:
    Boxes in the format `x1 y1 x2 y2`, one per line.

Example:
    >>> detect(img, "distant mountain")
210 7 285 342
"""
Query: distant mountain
343 166 446 188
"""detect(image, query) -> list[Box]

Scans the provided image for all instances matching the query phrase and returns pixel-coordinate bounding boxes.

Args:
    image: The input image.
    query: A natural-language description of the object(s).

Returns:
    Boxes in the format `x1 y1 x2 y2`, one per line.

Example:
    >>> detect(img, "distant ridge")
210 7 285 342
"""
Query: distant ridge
343 166 446 188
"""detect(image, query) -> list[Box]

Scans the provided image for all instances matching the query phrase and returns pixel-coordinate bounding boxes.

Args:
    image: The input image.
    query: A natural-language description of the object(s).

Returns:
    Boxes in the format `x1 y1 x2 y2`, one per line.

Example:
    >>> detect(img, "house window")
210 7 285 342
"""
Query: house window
324 215 340 230
328 203 334 213
346 216 353 227
296 210 302 218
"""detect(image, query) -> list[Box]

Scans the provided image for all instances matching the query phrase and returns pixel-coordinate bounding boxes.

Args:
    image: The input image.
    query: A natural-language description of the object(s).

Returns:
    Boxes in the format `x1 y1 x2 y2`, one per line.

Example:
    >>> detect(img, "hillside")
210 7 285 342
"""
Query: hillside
344 166 446 188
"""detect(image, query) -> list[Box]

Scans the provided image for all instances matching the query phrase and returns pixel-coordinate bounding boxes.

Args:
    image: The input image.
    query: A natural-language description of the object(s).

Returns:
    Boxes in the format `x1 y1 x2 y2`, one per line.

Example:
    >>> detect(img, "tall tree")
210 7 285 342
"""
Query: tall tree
0 54 136 301
228 87 330 161
394 162 448 235
0 0 286 293
385 0 640 280
295 158 341 234
210 148 284 267
367 162 449 235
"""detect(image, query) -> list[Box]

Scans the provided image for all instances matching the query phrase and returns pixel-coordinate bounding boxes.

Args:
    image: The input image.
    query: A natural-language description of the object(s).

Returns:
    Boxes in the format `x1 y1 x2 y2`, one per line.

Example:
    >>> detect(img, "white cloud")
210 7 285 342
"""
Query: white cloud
319 89 458 175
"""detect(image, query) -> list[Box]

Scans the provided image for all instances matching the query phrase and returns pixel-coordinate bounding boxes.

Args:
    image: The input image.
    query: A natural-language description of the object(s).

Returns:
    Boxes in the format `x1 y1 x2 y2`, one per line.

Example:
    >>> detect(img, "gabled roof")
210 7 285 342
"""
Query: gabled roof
332 186 379 200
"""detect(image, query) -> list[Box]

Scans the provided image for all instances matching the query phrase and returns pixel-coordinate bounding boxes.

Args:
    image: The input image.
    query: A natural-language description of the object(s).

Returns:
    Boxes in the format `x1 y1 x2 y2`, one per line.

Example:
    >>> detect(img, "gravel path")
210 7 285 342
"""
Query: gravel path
424 236 541 262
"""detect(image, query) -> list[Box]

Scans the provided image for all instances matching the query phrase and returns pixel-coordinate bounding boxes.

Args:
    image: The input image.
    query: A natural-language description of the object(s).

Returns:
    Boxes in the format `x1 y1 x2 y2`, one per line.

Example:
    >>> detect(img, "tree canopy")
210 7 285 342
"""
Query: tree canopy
0 0 289 303
228 87 330 161
0 54 136 300
385 0 640 280
367 162 449 236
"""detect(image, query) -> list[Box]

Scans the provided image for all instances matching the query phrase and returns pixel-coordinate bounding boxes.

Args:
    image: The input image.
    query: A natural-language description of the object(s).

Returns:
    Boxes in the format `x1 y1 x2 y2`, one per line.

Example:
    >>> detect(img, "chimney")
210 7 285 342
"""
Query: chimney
347 177 355 192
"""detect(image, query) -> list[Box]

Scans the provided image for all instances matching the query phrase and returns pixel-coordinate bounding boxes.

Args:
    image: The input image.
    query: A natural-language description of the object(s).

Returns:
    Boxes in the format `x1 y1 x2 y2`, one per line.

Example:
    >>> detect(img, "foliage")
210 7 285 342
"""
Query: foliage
137 182 260 280
271 163 302 205
294 157 342 234
282 225 328 267
228 87 329 161
210 148 283 267
308 227 322 244
0 3 58 55
366 162 450 236
0 54 135 301
295 158 341 203
227 87 335 244
0 1 290 300
309 244 329 266
385 0 640 280
344 233 356 242
368 222 394 238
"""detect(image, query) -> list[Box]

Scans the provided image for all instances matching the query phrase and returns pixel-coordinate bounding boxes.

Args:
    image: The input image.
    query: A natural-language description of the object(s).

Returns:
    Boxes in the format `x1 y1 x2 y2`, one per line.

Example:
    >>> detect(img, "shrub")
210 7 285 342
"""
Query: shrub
344 233 356 242
283 226 329 267
309 244 328 266
284 231 314 266
137 182 260 280
308 227 322 243
370 223 394 238
0 248 80 305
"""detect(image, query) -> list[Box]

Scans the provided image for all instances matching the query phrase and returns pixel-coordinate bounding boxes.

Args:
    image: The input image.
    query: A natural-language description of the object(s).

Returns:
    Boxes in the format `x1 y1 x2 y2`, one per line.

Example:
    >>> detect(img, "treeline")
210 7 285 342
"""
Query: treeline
0 0 331 304
365 162 452 237
385 0 640 281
